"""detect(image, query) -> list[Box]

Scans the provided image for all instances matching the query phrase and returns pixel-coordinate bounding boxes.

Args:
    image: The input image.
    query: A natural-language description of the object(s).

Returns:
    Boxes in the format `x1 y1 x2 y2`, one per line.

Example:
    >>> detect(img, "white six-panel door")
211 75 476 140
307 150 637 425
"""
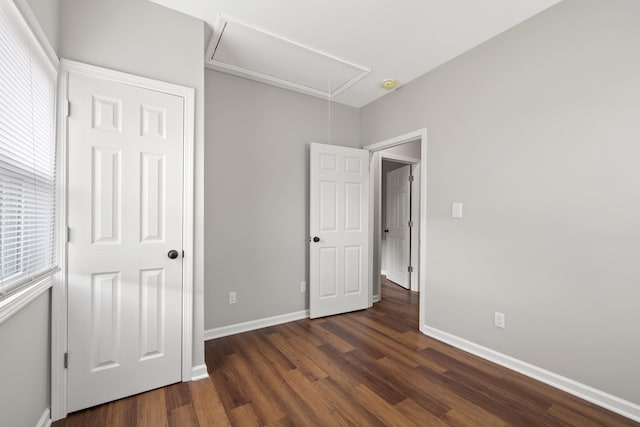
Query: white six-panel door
66 71 184 411
385 165 411 288
310 143 369 318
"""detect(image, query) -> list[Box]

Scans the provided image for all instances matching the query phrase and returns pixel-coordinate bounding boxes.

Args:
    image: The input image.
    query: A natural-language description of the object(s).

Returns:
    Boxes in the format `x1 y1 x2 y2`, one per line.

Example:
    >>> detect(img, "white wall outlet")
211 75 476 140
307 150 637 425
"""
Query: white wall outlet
494 312 505 328
451 202 463 218
228 291 237 304
300 281 306 293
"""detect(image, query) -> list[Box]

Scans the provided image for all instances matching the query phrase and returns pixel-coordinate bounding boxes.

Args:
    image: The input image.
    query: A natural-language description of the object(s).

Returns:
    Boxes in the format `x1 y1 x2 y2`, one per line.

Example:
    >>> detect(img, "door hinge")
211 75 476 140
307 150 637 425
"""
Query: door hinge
66 226 70 243
408 266 414 273
408 220 413 228
408 175 414 182
182 250 185 258
65 100 70 117
64 352 68 369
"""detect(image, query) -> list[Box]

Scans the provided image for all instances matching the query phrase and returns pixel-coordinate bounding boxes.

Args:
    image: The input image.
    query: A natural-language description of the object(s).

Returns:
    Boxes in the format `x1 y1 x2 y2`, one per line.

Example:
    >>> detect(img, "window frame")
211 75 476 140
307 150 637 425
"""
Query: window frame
0 0 59 324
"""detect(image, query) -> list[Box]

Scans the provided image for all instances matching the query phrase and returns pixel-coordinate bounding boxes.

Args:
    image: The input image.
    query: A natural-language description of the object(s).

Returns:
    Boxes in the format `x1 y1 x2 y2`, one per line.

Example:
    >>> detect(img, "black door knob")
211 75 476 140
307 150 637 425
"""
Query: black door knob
167 250 179 259
384 229 389 233
312 236 320 243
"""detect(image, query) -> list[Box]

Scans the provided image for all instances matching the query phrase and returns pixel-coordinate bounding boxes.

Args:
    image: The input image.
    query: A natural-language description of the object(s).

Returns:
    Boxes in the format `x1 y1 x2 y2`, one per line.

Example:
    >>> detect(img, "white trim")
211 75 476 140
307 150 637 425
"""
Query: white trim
364 130 423 152
365 128 427 317
0 276 51 325
204 310 310 340
191 364 209 381
372 294 381 303
204 14 225 62
422 326 640 423
50 58 69 422
205 15 369 101
35 407 51 427
51 59 197 420
0 267 58 297
379 152 420 164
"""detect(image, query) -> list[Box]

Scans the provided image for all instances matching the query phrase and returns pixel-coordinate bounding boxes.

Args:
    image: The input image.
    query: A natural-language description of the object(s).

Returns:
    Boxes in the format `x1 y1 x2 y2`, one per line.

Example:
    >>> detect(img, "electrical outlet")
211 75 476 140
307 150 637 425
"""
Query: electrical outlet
228 291 237 304
494 312 505 328
300 281 306 293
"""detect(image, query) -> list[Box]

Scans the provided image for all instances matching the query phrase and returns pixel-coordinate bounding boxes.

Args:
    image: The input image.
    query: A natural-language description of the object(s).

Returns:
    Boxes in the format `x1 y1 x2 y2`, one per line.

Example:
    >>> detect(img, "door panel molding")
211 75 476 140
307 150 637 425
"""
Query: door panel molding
52 59 196 421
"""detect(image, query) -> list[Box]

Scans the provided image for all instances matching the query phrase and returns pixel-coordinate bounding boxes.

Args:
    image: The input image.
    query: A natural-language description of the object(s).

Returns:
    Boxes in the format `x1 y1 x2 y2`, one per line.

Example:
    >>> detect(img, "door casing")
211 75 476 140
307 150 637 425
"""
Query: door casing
364 129 427 328
51 59 196 421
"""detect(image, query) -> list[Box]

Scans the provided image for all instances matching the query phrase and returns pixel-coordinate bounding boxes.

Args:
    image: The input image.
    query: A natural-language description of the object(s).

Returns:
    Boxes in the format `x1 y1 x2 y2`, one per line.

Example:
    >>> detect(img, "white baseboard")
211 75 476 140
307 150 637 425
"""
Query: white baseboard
381 270 387 276
36 407 51 427
204 310 309 341
373 294 381 303
422 325 640 423
190 364 209 381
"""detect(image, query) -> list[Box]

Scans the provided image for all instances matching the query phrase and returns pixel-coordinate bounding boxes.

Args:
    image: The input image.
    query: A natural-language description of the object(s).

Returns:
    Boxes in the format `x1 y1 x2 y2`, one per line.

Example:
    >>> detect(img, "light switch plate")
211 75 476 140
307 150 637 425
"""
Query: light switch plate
451 202 463 218
494 312 505 328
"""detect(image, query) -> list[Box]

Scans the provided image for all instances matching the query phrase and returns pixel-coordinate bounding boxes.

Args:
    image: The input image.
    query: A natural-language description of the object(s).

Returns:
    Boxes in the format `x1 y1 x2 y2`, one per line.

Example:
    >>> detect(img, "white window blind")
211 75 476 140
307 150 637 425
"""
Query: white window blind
0 0 57 297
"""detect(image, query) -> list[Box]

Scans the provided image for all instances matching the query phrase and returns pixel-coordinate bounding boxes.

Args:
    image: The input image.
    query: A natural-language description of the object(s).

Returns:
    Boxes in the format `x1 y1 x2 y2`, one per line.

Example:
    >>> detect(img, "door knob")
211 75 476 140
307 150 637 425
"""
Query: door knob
384 229 389 233
312 236 320 242
167 250 179 259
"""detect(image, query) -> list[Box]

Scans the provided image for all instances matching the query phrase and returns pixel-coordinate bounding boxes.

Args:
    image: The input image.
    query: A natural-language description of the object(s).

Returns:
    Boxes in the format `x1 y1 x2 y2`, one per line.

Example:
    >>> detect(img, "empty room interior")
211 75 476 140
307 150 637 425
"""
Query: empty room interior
0 0 639 426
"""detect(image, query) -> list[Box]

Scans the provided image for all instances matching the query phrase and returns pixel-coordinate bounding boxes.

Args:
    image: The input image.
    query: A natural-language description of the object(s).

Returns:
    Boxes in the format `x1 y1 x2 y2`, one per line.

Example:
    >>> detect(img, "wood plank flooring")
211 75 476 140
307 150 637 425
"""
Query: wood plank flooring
54 278 638 426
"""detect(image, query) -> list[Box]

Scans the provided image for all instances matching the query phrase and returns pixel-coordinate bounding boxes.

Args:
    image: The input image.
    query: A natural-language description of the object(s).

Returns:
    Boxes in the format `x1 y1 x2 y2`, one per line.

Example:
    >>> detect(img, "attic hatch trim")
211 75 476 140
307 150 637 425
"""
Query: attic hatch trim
205 15 371 101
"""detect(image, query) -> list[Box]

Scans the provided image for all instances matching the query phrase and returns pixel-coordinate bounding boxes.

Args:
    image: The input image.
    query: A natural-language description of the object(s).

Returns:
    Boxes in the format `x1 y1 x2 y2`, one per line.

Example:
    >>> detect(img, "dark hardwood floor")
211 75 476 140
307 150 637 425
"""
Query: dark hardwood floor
55 278 637 426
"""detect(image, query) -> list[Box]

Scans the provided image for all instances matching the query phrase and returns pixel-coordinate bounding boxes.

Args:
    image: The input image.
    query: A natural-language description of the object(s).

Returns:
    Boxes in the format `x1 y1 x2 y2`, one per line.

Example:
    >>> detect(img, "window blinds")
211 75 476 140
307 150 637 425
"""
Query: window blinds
0 0 57 296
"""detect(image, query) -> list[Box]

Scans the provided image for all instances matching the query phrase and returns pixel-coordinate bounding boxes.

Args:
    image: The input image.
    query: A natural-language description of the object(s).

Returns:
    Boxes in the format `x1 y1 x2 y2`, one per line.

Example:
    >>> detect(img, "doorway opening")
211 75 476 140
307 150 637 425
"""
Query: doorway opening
374 140 421 300
364 129 427 328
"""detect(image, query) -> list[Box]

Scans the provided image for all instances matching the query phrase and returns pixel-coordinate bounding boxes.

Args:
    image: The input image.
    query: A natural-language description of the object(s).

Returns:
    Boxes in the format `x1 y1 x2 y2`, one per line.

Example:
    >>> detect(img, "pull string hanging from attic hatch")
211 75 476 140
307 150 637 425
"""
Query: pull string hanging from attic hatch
327 80 331 145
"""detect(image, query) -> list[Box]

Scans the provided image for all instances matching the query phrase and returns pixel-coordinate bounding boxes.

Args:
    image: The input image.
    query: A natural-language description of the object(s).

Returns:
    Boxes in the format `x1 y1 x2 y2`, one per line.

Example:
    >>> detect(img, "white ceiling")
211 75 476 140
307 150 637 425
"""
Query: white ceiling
150 0 561 108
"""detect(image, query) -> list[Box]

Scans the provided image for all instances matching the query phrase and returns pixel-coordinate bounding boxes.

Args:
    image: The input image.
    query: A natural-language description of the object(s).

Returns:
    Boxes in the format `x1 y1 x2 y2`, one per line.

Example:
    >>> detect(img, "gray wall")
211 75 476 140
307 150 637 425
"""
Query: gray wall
360 0 640 404
0 293 51 427
24 0 59 51
205 70 360 329
59 0 206 371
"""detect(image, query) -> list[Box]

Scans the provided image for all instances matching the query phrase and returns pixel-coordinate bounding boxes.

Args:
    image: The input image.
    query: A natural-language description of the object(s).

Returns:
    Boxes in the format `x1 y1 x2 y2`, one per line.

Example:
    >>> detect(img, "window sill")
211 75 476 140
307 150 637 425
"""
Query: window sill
0 275 52 325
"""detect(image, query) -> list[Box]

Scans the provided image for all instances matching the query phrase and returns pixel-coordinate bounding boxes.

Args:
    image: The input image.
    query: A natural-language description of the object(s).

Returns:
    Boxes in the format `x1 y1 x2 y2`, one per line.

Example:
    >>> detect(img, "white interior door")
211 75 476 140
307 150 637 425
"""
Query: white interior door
66 71 184 412
309 143 369 318
385 165 411 288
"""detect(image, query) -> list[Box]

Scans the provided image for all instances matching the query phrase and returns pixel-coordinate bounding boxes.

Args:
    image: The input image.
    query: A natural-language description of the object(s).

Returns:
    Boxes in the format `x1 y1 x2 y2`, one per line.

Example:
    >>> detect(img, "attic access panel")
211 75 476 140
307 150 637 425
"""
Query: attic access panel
206 17 370 99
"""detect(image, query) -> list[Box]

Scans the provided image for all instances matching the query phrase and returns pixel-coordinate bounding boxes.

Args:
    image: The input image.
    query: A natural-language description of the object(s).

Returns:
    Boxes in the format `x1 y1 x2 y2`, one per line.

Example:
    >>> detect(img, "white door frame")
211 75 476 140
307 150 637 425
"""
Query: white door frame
364 129 427 328
380 154 420 293
51 59 196 421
